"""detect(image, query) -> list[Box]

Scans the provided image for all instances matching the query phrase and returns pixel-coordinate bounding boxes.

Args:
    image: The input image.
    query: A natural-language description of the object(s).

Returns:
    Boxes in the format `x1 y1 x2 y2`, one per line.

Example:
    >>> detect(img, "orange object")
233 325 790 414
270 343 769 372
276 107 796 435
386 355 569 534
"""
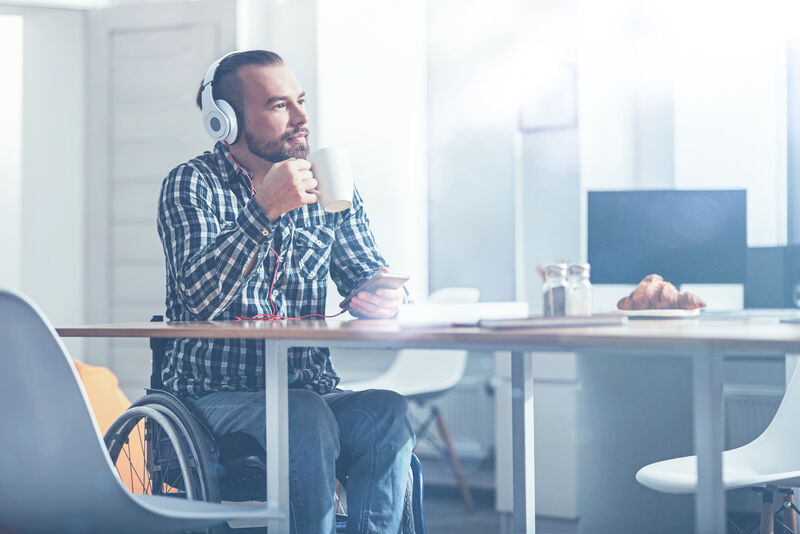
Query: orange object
73 360 147 494
73 360 131 436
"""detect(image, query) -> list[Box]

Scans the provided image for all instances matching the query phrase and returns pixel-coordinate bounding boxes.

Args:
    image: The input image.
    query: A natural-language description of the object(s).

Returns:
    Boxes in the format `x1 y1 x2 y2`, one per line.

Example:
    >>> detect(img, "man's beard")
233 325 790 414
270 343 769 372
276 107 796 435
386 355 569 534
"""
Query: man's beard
245 127 310 163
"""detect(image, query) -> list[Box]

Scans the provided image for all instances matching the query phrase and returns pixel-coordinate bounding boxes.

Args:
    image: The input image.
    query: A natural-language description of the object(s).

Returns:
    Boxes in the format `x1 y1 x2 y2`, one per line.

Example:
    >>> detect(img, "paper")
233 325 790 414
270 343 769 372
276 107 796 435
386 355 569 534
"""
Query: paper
398 302 530 328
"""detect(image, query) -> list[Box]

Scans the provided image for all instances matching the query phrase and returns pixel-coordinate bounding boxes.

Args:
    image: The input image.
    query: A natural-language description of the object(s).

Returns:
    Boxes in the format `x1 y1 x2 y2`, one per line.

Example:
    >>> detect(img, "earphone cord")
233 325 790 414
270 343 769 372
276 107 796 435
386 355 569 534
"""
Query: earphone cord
225 143 345 322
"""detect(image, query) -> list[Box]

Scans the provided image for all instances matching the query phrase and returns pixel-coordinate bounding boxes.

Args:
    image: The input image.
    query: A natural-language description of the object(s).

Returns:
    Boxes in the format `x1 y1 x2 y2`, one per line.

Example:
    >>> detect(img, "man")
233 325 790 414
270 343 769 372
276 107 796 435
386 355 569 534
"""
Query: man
157 50 414 534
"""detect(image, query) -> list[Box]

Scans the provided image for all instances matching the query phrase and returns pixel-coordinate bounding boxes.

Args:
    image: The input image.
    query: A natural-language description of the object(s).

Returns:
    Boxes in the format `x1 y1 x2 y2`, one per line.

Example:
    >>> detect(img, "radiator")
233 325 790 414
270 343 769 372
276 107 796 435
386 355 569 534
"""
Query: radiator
410 375 494 461
724 385 783 449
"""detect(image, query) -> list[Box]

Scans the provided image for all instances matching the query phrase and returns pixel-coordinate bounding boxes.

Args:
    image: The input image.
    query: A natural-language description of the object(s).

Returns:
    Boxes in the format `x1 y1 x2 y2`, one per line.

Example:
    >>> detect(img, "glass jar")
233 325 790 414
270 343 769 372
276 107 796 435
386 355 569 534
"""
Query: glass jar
542 263 568 316
566 263 593 316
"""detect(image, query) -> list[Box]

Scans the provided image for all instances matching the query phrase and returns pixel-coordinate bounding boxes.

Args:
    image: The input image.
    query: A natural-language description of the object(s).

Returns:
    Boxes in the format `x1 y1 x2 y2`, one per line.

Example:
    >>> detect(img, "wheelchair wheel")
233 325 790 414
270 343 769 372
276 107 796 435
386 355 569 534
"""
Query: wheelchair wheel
104 392 221 503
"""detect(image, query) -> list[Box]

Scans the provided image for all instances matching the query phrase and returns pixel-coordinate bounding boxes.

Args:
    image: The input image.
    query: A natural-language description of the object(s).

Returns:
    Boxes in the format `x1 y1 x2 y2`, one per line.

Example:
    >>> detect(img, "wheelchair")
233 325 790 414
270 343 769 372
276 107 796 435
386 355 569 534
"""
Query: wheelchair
103 316 426 534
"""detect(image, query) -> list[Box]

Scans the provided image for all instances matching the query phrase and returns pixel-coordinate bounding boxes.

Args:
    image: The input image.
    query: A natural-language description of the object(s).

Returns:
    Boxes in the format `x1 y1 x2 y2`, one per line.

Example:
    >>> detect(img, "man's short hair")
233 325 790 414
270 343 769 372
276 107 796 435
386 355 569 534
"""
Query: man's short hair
195 50 284 115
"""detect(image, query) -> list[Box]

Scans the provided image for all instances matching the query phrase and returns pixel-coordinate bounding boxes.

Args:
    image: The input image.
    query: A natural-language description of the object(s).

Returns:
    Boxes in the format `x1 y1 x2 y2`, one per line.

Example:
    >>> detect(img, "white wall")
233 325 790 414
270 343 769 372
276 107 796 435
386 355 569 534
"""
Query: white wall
316 0 428 300
0 7 86 357
21 8 87 358
577 0 637 194
236 0 428 304
673 0 788 247
578 0 789 251
0 15 23 293
236 0 319 133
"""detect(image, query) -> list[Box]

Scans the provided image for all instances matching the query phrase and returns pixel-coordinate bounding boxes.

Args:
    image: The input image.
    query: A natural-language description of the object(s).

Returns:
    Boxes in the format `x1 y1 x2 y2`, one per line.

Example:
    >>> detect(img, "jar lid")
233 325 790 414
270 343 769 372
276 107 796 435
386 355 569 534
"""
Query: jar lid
544 263 568 276
568 263 590 275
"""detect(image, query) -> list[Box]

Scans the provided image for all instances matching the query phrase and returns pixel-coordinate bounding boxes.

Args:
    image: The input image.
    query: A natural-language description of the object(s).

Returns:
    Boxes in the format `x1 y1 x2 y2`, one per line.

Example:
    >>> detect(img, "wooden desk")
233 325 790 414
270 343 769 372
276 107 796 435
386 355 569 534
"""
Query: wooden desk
58 317 800 534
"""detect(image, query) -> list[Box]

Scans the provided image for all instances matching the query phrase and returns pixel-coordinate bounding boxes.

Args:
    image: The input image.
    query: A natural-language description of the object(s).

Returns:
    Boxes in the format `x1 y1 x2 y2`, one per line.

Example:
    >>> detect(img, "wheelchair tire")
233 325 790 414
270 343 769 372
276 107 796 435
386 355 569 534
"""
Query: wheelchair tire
104 391 222 504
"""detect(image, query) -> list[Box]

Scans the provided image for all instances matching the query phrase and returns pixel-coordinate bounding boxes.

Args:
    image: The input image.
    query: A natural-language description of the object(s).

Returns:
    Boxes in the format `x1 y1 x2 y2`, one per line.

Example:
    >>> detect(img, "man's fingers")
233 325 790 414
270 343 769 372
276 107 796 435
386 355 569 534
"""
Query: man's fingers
350 290 403 318
294 169 314 182
349 298 396 318
375 288 404 300
300 190 320 204
357 289 402 306
291 158 312 171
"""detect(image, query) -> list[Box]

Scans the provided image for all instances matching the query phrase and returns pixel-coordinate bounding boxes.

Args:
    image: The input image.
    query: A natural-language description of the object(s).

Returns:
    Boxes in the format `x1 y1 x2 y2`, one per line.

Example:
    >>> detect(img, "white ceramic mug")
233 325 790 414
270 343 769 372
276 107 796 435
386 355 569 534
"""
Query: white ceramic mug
308 147 354 213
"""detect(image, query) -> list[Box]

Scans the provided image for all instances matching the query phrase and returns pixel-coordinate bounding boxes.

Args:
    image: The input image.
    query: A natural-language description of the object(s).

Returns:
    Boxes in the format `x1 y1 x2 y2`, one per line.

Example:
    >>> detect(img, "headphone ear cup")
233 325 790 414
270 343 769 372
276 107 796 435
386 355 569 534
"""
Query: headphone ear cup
203 106 230 142
216 99 239 145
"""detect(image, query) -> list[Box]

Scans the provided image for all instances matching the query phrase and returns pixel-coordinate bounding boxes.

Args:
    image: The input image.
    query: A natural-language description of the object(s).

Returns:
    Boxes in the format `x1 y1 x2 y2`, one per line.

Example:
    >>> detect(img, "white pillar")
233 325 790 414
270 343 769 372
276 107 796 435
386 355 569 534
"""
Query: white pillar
0 15 23 292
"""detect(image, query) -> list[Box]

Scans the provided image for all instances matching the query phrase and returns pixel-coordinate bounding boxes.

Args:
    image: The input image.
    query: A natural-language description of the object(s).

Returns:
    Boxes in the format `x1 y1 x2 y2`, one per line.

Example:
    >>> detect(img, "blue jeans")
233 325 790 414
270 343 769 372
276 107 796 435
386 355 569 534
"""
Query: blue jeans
185 388 415 534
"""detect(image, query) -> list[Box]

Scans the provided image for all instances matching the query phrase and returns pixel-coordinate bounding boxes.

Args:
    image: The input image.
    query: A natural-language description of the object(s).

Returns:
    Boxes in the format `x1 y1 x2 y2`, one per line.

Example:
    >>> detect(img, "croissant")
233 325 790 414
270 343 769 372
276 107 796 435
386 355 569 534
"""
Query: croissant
617 274 707 311
679 292 706 310
617 295 634 310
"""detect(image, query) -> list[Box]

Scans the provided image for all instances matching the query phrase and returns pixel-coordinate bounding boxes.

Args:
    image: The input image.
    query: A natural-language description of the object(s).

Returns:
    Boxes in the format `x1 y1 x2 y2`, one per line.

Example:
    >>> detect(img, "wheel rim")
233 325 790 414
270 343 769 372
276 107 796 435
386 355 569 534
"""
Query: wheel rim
105 407 206 500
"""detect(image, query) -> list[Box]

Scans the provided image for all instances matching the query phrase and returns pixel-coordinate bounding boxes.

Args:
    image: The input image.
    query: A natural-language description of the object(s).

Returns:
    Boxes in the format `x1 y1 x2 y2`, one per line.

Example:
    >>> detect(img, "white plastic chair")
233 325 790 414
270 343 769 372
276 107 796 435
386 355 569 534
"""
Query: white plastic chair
339 287 480 510
0 288 275 534
636 363 800 532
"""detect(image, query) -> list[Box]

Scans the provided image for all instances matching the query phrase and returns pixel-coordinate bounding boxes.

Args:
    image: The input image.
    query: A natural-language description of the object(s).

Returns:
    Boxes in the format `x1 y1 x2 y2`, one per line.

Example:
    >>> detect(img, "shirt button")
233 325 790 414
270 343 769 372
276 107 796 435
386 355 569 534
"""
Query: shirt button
262 229 270 237
316 239 324 246
272 290 279 297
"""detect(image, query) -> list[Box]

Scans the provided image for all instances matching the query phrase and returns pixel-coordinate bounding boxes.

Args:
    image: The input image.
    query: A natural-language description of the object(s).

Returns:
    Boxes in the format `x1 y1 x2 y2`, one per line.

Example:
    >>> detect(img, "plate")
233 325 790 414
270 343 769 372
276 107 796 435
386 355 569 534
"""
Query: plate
614 308 701 318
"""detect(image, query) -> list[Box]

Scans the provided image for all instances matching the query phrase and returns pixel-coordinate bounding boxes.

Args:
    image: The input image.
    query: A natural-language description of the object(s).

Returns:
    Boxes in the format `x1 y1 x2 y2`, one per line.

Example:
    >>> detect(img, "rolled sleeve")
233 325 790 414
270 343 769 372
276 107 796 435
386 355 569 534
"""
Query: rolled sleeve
237 198 274 243
329 186 389 297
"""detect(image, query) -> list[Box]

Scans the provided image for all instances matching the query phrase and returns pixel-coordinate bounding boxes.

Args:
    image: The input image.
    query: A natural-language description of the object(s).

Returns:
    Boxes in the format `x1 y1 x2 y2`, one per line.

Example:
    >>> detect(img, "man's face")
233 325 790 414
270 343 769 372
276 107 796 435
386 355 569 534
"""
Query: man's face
236 64 310 162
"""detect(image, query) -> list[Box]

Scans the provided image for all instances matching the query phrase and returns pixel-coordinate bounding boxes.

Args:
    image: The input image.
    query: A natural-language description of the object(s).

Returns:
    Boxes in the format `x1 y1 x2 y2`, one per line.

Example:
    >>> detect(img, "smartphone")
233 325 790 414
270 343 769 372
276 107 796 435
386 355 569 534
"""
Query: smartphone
339 272 410 309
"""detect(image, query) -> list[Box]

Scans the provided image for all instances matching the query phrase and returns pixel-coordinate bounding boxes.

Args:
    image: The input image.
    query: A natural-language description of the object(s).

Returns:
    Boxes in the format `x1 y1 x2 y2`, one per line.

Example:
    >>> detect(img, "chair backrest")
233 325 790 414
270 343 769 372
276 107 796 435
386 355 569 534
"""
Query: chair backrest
0 290 277 534
738 361 800 466
379 288 479 398
0 289 138 532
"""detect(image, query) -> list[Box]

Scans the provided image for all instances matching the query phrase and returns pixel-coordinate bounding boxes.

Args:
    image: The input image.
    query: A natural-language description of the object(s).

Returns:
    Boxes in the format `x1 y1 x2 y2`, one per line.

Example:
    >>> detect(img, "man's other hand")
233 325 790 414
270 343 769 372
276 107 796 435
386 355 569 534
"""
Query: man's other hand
255 158 319 220
349 286 405 319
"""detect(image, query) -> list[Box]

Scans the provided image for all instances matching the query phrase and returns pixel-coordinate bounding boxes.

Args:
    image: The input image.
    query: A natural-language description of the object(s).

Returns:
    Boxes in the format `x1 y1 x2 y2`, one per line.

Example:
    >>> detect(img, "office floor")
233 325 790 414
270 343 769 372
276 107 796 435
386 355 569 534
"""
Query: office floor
424 485 578 534
423 483 763 534
423 487 763 534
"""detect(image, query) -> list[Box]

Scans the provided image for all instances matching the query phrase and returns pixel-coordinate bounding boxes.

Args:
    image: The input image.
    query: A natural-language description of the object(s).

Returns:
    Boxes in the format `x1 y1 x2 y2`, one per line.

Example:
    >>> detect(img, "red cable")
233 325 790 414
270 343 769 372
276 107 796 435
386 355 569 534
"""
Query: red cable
226 144 345 322
225 141 255 197
235 246 345 321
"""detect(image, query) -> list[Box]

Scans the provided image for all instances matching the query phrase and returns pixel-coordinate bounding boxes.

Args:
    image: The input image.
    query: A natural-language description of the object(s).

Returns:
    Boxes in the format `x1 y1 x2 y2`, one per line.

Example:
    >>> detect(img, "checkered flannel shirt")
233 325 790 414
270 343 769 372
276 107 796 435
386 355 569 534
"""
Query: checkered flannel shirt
157 142 388 396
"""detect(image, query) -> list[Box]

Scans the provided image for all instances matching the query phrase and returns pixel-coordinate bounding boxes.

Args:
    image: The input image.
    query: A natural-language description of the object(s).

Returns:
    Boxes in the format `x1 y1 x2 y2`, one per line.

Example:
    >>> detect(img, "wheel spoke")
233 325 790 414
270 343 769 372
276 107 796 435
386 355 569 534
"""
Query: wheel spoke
120 442 146 493
105 400 213 503
164 438 184 494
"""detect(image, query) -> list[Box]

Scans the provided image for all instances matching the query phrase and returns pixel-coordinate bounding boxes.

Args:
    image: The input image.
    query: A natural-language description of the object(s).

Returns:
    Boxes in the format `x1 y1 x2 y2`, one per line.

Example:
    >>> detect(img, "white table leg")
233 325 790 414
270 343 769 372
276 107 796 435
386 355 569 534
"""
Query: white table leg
693 349 725 534
495 351 513 534
511 351 535 534
265 339 290 534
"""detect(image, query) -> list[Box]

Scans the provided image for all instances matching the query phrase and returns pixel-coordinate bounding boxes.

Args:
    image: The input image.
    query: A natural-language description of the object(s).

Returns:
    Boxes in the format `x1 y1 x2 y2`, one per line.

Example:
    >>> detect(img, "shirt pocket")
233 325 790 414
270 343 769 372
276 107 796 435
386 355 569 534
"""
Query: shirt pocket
293 225 337 279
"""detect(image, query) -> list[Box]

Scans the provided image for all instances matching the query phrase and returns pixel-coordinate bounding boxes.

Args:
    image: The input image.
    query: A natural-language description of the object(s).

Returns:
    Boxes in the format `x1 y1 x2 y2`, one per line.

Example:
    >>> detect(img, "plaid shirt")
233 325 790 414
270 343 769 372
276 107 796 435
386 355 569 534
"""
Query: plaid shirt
157 142 387 396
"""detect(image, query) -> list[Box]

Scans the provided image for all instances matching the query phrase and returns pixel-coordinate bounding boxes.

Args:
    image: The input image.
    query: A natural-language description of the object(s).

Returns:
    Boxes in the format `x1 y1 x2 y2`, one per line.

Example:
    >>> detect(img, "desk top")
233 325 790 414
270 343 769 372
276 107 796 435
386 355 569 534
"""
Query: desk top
56 317 800 353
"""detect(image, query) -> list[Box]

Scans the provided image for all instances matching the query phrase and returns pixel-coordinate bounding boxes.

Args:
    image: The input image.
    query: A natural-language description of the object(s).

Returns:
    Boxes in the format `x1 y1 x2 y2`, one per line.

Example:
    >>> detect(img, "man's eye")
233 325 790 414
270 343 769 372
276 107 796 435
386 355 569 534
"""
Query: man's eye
272 102 286 110
298 99 306 107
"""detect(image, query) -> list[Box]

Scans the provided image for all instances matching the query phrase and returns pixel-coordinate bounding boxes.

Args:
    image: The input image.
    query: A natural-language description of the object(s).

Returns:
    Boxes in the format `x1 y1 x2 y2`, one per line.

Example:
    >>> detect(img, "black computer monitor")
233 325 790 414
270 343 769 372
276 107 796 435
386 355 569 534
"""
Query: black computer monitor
587 189 747 285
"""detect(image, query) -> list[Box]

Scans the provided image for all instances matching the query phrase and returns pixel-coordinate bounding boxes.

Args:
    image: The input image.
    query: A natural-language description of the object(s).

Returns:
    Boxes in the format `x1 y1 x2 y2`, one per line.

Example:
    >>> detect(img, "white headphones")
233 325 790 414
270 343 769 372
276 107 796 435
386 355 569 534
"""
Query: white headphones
201 52 240 144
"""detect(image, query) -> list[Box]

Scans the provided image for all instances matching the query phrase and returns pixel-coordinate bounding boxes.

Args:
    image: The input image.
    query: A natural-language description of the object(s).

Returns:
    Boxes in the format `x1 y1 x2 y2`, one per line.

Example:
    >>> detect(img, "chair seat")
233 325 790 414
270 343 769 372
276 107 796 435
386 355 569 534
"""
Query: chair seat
636 453 800 494
132 493 280 521
638 361 800 497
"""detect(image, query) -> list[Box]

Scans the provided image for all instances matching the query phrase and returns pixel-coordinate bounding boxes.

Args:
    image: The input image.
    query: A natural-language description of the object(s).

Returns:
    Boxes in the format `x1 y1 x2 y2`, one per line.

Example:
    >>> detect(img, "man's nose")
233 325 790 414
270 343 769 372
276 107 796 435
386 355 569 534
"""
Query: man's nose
291 104 308 126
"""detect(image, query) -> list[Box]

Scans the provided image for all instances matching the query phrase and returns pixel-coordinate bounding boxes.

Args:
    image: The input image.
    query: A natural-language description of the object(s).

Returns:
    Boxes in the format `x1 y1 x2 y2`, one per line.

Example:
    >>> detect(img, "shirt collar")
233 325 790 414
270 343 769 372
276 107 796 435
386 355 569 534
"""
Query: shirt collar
214 141 244 183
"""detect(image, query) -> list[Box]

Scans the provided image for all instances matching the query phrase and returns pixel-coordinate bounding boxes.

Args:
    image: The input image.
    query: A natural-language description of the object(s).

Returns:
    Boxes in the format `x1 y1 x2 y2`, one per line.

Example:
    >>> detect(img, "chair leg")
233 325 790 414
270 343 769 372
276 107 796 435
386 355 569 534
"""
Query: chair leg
414 408 438 444
432 405 475 512
762 488 775 534
783 491 797 534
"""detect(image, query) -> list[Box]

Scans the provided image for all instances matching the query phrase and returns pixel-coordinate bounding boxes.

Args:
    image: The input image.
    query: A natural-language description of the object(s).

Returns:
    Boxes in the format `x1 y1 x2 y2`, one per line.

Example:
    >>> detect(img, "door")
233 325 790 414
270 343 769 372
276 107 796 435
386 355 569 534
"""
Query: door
86 0 235 398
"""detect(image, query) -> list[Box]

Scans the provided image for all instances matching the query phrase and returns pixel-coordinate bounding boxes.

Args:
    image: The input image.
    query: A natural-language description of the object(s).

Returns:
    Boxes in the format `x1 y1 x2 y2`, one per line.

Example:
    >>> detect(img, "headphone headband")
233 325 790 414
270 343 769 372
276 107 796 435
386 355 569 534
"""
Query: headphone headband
201 51 240 144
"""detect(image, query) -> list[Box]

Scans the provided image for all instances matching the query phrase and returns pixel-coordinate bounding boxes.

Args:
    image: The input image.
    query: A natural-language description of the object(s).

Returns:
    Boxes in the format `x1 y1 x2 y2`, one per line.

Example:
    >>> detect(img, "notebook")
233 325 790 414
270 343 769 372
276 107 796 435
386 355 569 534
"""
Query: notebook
478 314 628 330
